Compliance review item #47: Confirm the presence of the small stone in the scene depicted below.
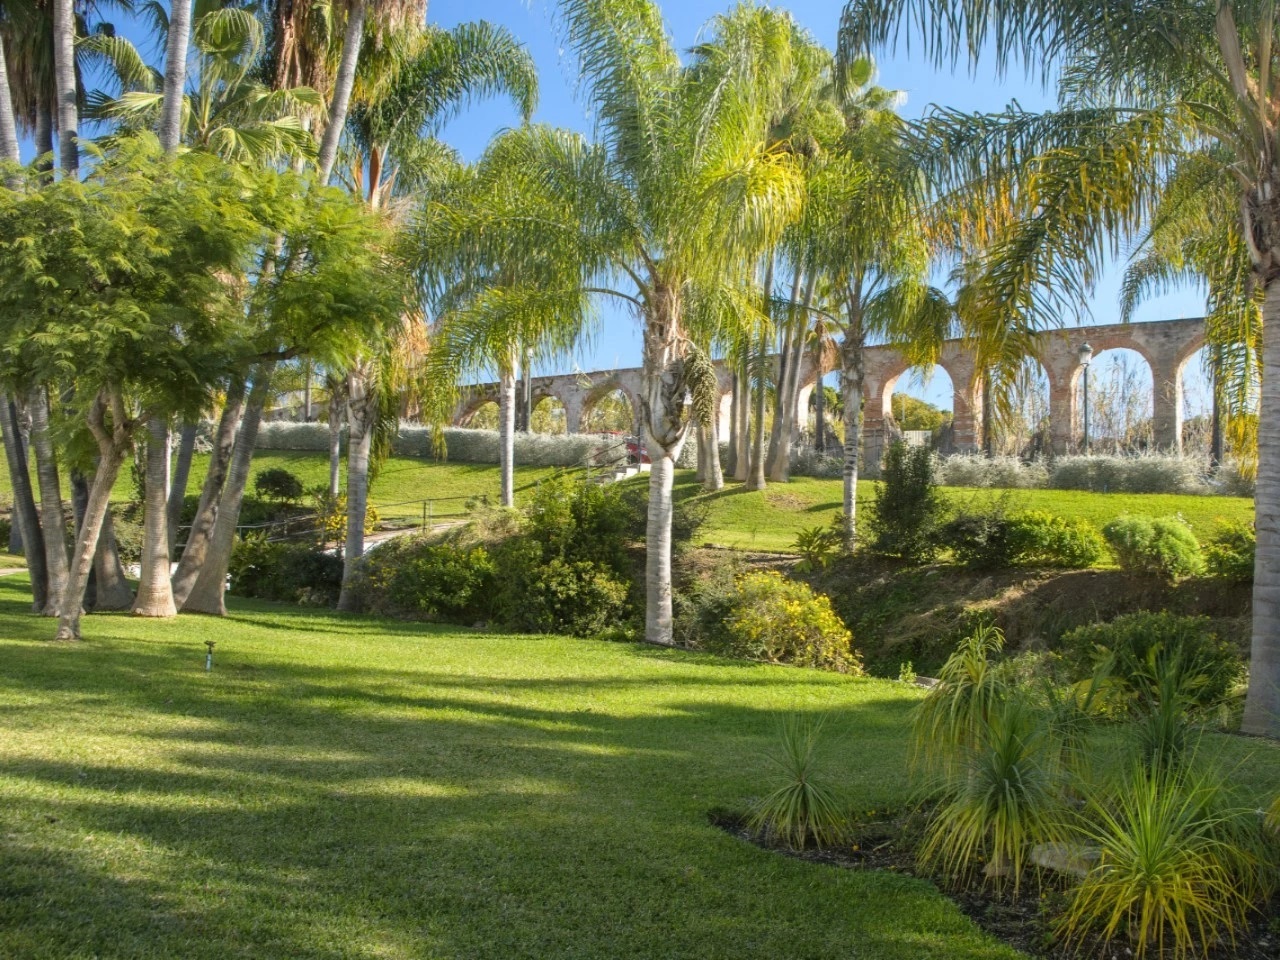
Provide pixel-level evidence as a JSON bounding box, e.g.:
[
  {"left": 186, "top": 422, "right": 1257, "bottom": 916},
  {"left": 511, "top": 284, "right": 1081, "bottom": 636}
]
[{"left": 1031, "top": 842, "right": 1100, "bottom": 879}]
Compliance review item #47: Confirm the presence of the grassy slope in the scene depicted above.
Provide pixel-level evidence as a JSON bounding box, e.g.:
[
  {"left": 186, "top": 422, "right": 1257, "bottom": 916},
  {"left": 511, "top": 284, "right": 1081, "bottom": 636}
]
[
  {"left": 0, "top": 577, "right": 1007, "bottom": 960},
  {"left": 0, "top": 452, "right": 560, "bottom": 521},
  {"left": 660, "top": 473, "right": 1256, "bottom": 553}
]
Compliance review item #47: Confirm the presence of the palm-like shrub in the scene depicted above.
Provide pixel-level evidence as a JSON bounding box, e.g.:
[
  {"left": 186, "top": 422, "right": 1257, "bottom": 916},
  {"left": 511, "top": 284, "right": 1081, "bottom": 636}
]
[
  {"left": 911, "top": 623, "right": 1009, "bottom": 765},
  {"left": 917, "top": 697, "right": 1064, "bottom": 893},
  {"left": 747, "top": 715, "right": 847, "bottom": 850},
  {"left": 1059, "top": 768, "right": 1263, "bottom": 960}
]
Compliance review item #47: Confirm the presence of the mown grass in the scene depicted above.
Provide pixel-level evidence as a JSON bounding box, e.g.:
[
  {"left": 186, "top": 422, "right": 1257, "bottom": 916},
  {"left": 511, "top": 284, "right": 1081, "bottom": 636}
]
[
  {"left": 660, "top": 473, "right": 1255, "bottom": 553},
  {"left": 0, "top": 574, "right": 1026, "bottom": 960},
  {"left": 0, "top": 452, "right": 562, "bottom": 521}
]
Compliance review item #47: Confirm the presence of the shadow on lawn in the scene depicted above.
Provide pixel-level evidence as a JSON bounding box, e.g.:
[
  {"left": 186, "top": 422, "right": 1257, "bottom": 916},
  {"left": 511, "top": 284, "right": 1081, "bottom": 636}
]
[{"left": 0, "top": 579, "right": 1013, "bottom": 960}]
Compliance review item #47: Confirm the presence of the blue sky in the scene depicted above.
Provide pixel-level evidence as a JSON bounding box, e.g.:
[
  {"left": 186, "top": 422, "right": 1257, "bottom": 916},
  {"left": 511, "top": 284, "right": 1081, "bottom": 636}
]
[{"left": 426, "top": 0, "right": 1205, "bottom": 412}]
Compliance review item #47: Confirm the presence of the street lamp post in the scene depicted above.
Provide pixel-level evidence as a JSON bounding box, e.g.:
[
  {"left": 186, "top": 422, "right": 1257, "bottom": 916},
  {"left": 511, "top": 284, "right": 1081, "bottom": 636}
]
[{"left": 1078, "top": 342, "right": 1093, "bottom": 453}]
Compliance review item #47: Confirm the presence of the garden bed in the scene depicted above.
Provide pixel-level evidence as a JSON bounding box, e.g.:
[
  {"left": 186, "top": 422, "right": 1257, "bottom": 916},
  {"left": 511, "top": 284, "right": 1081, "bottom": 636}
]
[{"left": 709, "top": 809, "right": 1280, "bottom": 960}]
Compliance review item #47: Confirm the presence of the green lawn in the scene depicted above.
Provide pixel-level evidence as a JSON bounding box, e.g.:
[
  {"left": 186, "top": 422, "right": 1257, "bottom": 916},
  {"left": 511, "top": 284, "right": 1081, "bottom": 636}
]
[
  {"left": 2, "top": 581, "right": 1278, "bottom": 958},
  {"left": 0, "top": 451, "right": 561, "bottom": 522},
  {"left": 0, "top": 576, "right": 1002, "bottom": 960},
  {"left": 661, "top": 473, "right": 1256, "bottom": 552}
]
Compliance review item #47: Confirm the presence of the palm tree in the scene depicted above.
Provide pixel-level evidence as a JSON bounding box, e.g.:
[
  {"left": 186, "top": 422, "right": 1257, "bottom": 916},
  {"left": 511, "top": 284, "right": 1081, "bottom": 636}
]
[
  {"left": 329, "top": 18, "right": 538, "bottom": 610},
  {"left": 800, "top": 59, "right": 949, "bottom": 546},
  {"left": 429, "top": 1, "right": 804, "bottom": 643},
  {"left": 839, "top": 0, "right": 1280, "bottom": 735},
  {"left": 314, "top": 0, "right": 423, "bottom": 183},
  {"left": 90, "top": 9, "right": 323, "bottom": 164}
]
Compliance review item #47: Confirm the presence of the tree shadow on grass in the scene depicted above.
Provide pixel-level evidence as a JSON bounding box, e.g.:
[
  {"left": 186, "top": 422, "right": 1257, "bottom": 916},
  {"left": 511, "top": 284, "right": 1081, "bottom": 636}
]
[{"left": 0, "top": 577, "right": 1019, "bottom": 960}]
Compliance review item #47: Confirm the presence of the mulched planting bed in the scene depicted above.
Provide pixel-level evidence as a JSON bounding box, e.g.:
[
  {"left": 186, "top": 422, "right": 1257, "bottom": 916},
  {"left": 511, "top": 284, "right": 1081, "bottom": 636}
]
[{"left": 708, "top": 809, "right": 1280, "bottom": 960}]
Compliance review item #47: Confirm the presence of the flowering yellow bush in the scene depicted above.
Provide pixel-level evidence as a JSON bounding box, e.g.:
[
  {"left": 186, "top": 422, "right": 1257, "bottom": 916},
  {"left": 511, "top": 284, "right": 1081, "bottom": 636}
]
[{"left": 718, "top": 571, "right": 861, "bottom": 673}]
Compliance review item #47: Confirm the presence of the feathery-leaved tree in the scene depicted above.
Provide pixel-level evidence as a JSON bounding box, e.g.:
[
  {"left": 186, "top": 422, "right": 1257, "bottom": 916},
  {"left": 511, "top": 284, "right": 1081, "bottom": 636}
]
[
  {"left": 424, "top": 0, "right": 804, "bottom": 642},
  {"left": 839, "top": 0, "right": 1280, "bottom": 735}
]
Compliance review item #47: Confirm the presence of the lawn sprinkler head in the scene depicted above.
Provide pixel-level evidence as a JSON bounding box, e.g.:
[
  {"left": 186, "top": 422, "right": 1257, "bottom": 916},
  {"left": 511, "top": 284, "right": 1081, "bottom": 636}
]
[{"left": 204, "top": 639, "right": 216, "bottom": 671}]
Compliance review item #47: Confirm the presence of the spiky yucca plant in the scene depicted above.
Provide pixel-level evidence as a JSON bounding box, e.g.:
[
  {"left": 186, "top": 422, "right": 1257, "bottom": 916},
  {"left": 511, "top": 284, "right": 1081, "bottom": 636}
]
[
  {"left": 747, "top": 715, "right": 847, "bottom": 850},
  {"left": 1059, "top": 766, "right": 1263, "bottom": 960}
]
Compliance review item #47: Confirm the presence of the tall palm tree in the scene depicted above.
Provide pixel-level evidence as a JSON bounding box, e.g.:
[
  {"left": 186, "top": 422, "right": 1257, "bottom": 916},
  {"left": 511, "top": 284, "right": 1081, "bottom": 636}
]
[
  {"left": 428, "top": 1, "right": 804, "bottom": 643},
  {"left": 840, "top": 0, "right": 1280, "bottom": 735},
  {"left": 329, "top": 17, "right": 536, "bottom": 609},
  {"left": 801, "top": 60, "right": 948, "bottom": 546},
  {"left": 314, "top": 0, "right": 422, "bottom": 183}
]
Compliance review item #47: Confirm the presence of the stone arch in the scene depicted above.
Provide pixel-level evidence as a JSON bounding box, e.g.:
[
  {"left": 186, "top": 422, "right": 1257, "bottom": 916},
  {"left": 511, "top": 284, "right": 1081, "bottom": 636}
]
[
  {"left": 529, "top": 392, "right": 569, "bottom": 435},
  {"left": 581, "top": 380, "right": 640, "bottom": 434},
  {"left": 1075, "top": 346, "right": 1156, "bottom": 453},
  {"left": 454, "top": 390, "right": 500, "bottom": 427}
]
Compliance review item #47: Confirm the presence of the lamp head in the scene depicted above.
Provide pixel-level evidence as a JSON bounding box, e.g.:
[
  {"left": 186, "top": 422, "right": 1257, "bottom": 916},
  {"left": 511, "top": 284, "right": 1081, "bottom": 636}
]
[{"left": 1078, "top": 342, "right": 1093, "bottom": 366}]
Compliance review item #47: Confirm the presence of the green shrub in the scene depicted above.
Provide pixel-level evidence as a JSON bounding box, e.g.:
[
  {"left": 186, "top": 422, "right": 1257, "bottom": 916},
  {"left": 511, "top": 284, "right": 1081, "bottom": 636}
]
[
  {"left": 747, "top": 715, "right": 847, "bottom": 850},
  {"left": 1059, "top": 767, "right": 1264, "bottom": 959},
  {"left": 1102, "top": 515, "right": 1204, "bottom": 580},
  {"left": 867, "top": 441, "right": 944, "bottom": 564},
  {"left": 792, "top": 515, "right": 843, "bottom": 572},
  {"left": 1007, "top": 510, "right": 1106, "bottom": 568},
  {"left": 254, "top": 467, "right": 304, "bottom": 503},
  {"left": 493, "top": 539, "right": 630, "bottom": 636},
  {"left": 1204, "top": 520, "right": 1255, "bottom": 583},
  {"left": 706, "top": 571, "right": 861, "bottom": 673},
  {"left": 1059, "top": 612, "right": 1242, "bottom": 714},
  {"left": 363, "top": 539, "right": 496, "bottom": 622},
  {"left": 912, "top": 623, "right": 1009, "bottom": 763},
  {"left": 229, "top": 534, "right": 343, "bottom": 606}
]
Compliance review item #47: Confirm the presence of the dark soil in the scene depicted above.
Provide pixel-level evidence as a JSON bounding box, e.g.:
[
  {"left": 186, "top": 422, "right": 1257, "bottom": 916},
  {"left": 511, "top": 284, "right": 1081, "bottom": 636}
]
[{"left": 708, "top": 809, "right": 1280, "bottom": 960}]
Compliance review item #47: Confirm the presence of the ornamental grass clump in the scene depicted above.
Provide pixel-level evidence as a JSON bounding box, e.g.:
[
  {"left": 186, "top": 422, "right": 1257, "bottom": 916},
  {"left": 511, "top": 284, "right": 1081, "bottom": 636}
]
[
  {"left": 1058, "top": 767, "right": 1265, "bottom": 960},
  {"left": 747, "top": 715, "right": 847, "bottom": 850},
  {"left": 911, "top": 622, "right": 1010, "bottom": 767},
  {"left": 917, "top": 696, "right": 1065, "bottom": 894}
]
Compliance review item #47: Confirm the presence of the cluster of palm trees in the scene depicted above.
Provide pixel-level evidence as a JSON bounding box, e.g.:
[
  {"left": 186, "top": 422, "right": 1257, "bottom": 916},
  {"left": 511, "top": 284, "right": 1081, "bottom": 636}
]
[
  {"left": 0, "top": 0, "right": 1275, "bottom": 736},
  {"left": 419, "top": 0, "right": 1278, "bottom": 735},
  {"left": 0, "top": 0, "right": 535, "bottom": 632}
]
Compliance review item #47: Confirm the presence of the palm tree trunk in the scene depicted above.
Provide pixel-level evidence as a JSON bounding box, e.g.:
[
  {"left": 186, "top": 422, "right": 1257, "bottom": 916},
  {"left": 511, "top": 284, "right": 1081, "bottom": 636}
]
[
  {"left": 132, "top": 418, "right": 177, "bottom": 617},
  {"left": 35, "top": 103, "right": 52, "bottom": 170},
  {"left": 642, "top": 284, "right": 691, "bottom": 646},
  {"left": 745, "top": 330, "right": 768, "bottom": 491},
  {"left": 2, "top": 394, "right": 46, "bottom": 609},
  {"left": 54, "top": 391, "right": 129, "bottom": 640},
  {"left": 157, "top": 0, "right": 193, "bottom": 153},
  {"left": 703, "top": 411, "right": 724, "bottom": 491},
  {"left": 766, "top": 265, "right": 803, "bottom": 480},
  {"left": 328, "top": 375, "right": 344, "bottom": 497},
  {"left": 498, "top": 363, "right": 516, "bottom": 508},
  {"left": 1243, "top": 277, "right": 1280, "bottom": 736},
  {"left": 725, "top": 371, "right": 739, "bottom": 477},
  {"left": 0, "top": 36, "right": 20, "bottom": 166},
  {"left": 839, "top": 321, "right": 866, "bottom": 551},
  {"left": 51, "top": 0, "right": 77, "bottom": 174},
  {"left": 183, "top": 372, "right": 271, "bottom": 616},
  {"left": 172, "top": 380, "right": 245, "bottom": 607},
  {"left": 814, "top": 374, "right": 826, "bottom": 453},
  {"left": 337, "top": 366, "right": 376, "bottom": 611},
  {"left": 695, "top": 421, "right": 708, "bottom": 484},
  {"left": 92, "top": 511, "right": 135, "bottom": 610},
  {"left": 28, "top": 387, "right": 69, "bottom": 615},
  {"left": 167, "top": 422, "right": 198, "bottom": 551},
  {"left": 733, "top": 362, "right": 751, "bottom": 482},
  {"left": 302, "top": 360, "right": 313, "bottom": 421},
  {"left": 315, "top": 0, "right": 366, "bottom": 184}
]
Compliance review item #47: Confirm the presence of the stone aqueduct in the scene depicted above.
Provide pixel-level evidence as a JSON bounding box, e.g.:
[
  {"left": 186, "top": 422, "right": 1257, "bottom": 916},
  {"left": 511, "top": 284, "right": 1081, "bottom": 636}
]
[{"left": 453, "top": 317, "right": 1209, "bottom": 456}]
